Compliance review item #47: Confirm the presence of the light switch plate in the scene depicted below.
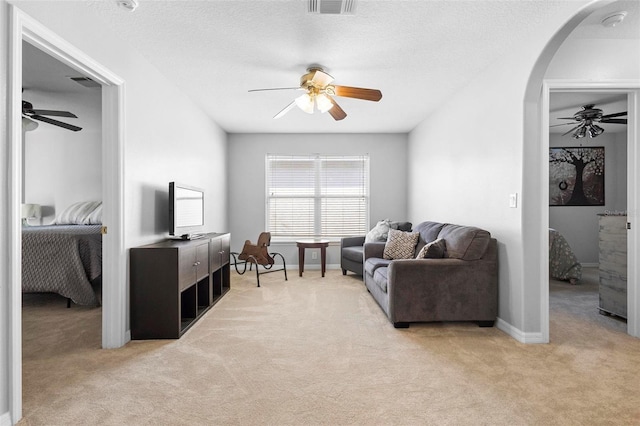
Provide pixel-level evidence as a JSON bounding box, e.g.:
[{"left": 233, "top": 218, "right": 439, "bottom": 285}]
[{"left": 509, "top": 193, "right": 518, "bottom": 208}]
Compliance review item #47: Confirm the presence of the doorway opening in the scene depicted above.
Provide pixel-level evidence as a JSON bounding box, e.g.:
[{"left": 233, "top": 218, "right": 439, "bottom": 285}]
[
  {"left": 9, "top": 6, "right": 126, "bottom": 422},
  {"left": 548, "top": 91, "right": 630, "bottom": 337}
]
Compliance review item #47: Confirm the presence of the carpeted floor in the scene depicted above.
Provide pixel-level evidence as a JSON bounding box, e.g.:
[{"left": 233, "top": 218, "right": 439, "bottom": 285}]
[{"left": 19, "top": 267, "right": 640, "bottom": 425}]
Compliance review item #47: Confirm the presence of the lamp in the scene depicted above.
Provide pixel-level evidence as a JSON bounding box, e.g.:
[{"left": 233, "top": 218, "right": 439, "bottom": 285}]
[
  {"left": 295, "top": 94, "right": 314, "bottom": 114},
  {"left": 315, "top": 93, "right": 333, "bottom": 113},
  {"left": 573, "top": 126, "right": 587, "bottom": 139},
  {"left": 588, "top": 124, "right": 604, "bottom": 138},
  {"left": 21, "top": 203, "right": 41, "bottom": 226},
  {"left": 22, "top": 117, "right": 39, "bottom": 132},
  {"left": 571, "top": 123, "right": 605, "bottom": 139}
]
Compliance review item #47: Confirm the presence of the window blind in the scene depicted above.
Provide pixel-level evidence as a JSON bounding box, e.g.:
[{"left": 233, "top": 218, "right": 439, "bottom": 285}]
[{"left": 266, "top": 154, "right": 369, "bottom": 239}]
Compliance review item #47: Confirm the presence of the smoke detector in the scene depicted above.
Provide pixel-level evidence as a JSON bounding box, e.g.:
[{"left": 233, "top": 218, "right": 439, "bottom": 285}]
[
  {"left": 601, "top": 11, "right": 627, "bottom": 27},
  {"left": 116, "top": 0, "right": 139, "bottom": 12},
  {"left": 307, "top": 0, "right": 357, "bottom": 15}
]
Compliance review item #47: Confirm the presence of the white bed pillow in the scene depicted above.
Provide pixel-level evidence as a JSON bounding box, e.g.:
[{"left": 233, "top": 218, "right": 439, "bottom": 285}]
[
  {"left": 82, "top": 203, "right": 103, "bottom": 225},
  {"left": 53, "top": 201, "right": 102, "bottom": 225}
]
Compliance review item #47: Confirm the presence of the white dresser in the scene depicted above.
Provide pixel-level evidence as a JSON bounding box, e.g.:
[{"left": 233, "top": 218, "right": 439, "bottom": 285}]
[{"left": 597, "top": 214, "right": 627, "bottom": 319}]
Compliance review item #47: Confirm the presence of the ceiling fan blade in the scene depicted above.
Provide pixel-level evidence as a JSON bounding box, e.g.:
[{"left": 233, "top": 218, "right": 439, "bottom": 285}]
[
  {"left": 30, "top": 114, "right": 82, "bottom": 132},
  {"left": 273, "top": 101, "right": 297, "bottom": 119},
  {"left": 601, "top": 111, "right": 627, "bottom": 119},
  {"left": 600, "top": 118, "right": 627, "bottom": 124},
  {"left": 328, "top": 98, "right": 346, "bottom": 121},
  {"left": 31, "top": 109, "right": 77, "bottom": 118},
  {"left": 249, "top": 87, "right": 301, "bottom": 93},
  {"left": 557, "top": 117, "right": 578, "bottom": 120},
  {"left": 310, "top": 69, "right": 334, "bottom": 88},
  {"left": 332, "top": 85, "right": 382, "bottom": 102},
  {"left": 561, "top": 124, "right": 583, "bottom": 137},
  {"left": 550, "top": 122, "right": 579, "bottom": 127}
]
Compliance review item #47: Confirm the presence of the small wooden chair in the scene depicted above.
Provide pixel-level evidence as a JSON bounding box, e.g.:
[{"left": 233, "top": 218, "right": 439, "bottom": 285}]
[{"left": 230, "top": 232, "right": 287, "bottom": 287}]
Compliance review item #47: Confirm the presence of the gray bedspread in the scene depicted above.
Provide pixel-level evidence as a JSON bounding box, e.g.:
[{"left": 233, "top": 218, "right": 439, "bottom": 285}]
[
  {"left": 22, "top": 225, "right": 102, "bottom": 306},
  {"left": 549, "top": 228, "right": 582, "bottom": 282}
]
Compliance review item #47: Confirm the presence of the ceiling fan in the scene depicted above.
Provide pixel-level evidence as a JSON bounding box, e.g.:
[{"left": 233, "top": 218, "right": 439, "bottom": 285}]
[
  {"left": 249, "top": 66, "right": 382, "bottom": 121},
  {"left": 551, "top": 104, "right": 627, "bottom": 139},
  {"left": 22, "top": 100, "right": 82, "bottom": 132}
]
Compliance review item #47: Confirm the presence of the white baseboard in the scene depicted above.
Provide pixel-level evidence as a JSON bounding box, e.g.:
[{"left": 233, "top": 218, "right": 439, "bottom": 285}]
[
  {"left": 0, "top": 411, "right": 13, "bottom": 426},
  {"left": 496, "top": 317, "right": 547, "bottom": 344}
]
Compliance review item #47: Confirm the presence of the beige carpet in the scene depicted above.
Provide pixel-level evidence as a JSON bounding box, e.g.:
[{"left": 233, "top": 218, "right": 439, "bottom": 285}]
[{"left": 20, "top": 268, "right": 640, "bottom": 425}]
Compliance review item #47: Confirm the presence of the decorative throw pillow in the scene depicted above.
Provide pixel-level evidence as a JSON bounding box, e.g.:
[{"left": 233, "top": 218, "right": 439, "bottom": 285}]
[
  {"left": 365, "top": 219, "right": 393, "bottom": 243},
  {"left": 416, "top": 238, "right": 447, "bottom": 259},
  {"left": 383, "top": 229, "right": 419, "bottom": 260},
  {"left": 53, "top": 201, "right": 102, "bottom": 225}
]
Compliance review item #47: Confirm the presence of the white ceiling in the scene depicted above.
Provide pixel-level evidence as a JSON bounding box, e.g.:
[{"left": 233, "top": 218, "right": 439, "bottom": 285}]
[{"left": 21, "top": 0, "right": 639, "bottom": 134}]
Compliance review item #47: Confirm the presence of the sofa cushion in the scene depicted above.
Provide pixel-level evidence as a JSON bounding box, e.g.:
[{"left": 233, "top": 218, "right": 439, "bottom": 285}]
[
  {"left": 342, "top": 245, "right": 364, "bottom": 263},
  {"left": 384, "top": 230, "right": 419, "bottom": 260},
  {"left": 365, "top": 257, "right": 392, "bottom": 276},
  {"left": 373, "top": 267, "right": 389, "bottom": 293},
  {"left": 390, "top": 221, "right": 412, "bottom": 232},
  {"left": 416, "top": 238, "right": 446, "bottom": 259},
  {"left": 413, "top": 221, "right": 446, "bottom": 256},
  {"left": 438, "top": 224, "right": 491, "bottom": 260}
]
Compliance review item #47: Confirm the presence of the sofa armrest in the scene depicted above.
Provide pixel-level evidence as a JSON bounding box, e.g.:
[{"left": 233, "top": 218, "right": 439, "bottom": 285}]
[
  {"left": 386, "top": 257, "right": 498, "bottom": 323},
  {"left": 364, "top": 242, "right": 386, "bottom": 260},
  {"left": 341, "top": 236, "right": 365, "bottom": 249}
]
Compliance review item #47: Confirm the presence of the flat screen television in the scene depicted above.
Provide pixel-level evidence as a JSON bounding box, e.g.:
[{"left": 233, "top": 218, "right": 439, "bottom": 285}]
[{"left": 169, "top": 182, "right": 206, "bottom": 239}]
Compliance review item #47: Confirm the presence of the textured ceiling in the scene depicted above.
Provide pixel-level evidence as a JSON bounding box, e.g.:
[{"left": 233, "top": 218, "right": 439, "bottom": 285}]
[{"left": 21, "top": 0, "right": 639, "bottom": 134}]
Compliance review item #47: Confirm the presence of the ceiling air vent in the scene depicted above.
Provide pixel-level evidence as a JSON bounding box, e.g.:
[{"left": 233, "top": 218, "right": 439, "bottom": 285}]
[
  {"left": 308, "top": 0, "right": 357, "bottom": 15},
  {"left": 69, "top": 76, "right": 101, "bottom": 88}
]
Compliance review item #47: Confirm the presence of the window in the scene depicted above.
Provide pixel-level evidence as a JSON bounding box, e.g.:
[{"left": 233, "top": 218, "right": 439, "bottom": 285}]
[{"left": 266, "top": 154, "right": 369, "bottom": 240}]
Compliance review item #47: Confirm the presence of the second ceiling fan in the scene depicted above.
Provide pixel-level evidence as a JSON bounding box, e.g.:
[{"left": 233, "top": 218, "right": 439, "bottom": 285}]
[
  {"left": 249, "top": 66, "right": 382, "bottom": 121},
  {"left": 551, "top": 104, "right": 627, "bottom": 139}
]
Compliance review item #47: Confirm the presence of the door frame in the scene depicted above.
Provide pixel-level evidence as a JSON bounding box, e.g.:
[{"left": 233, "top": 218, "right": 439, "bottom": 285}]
[
  {"left": 9, "top": 6, "right": 127, "bottom": 421},
  {"left": 541, "top": 79, "right": 640, "bottom": 341}
]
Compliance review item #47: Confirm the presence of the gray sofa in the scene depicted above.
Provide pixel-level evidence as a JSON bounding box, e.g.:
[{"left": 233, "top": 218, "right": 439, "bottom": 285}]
[{"left": 364, "top": 221, "right": 498, "bottom": 328}]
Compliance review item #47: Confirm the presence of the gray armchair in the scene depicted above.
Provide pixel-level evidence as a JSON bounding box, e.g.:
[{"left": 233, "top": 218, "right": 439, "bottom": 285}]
[
  {"left": 340, "top": 221, "right": 412, "bottom": 277},
  {"left": 341, "top": 236, "right": 366, "bottom": 276}
]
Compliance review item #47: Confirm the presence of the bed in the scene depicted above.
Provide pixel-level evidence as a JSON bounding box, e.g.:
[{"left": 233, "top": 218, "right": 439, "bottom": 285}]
[
  {"left": 549, "top": 228, "right": 582, "bottom": 283},
  {"left": 22, "top": 201, "right": 103, "bottom": 306}
]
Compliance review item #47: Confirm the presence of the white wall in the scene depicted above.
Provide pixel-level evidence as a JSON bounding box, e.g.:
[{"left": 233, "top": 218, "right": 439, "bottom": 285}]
[
  {"left": 228, "top": 133, "right": 408, "bottom": 268},
  {"left": 407, "top": 2, "right": 601, "bottom": 336},
  {"left": 545, "top": 38, "right": 640, "bottom": 81},
  {"left": 23, "top": 89, "right": 102, "bottom": 224},
  {"left": 549, "top": 131, "right": 627, "bottom": 264}
]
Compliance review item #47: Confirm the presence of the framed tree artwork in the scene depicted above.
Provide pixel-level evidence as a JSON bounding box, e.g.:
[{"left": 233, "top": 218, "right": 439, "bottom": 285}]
[{"left": 549, "top": 146, "right": 605, "bottom": 206}]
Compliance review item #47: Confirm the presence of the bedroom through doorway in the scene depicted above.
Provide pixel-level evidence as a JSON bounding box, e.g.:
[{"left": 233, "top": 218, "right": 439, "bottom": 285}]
[
  {"left": 548, "top": 91, "right": 630, "bottom": 338},
  {"left": 21, "top": 39, "right": 104, "bottom": 395}
]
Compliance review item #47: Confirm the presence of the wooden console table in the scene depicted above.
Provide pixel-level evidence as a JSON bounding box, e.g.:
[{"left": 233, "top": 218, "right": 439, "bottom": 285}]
[{"left": 296, "top": 240, "right": 330, "bottom": 277}]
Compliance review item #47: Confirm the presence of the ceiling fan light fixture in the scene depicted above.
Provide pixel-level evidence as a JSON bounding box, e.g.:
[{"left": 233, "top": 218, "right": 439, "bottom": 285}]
[
  {"left": 295, "top": 94, "right": 314, "bottom": 114},
  {"left": 588, "top": 124, "right": 605, "bottom": 138},
  {"left": 22, "top": 116, "right": 39, "bottom": 131},
  {"left": 573, "top": 126, "right": 587, "bottom": 139},
  {"left": 315, "top": 94, "right": 333, "bottom": 113}
]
